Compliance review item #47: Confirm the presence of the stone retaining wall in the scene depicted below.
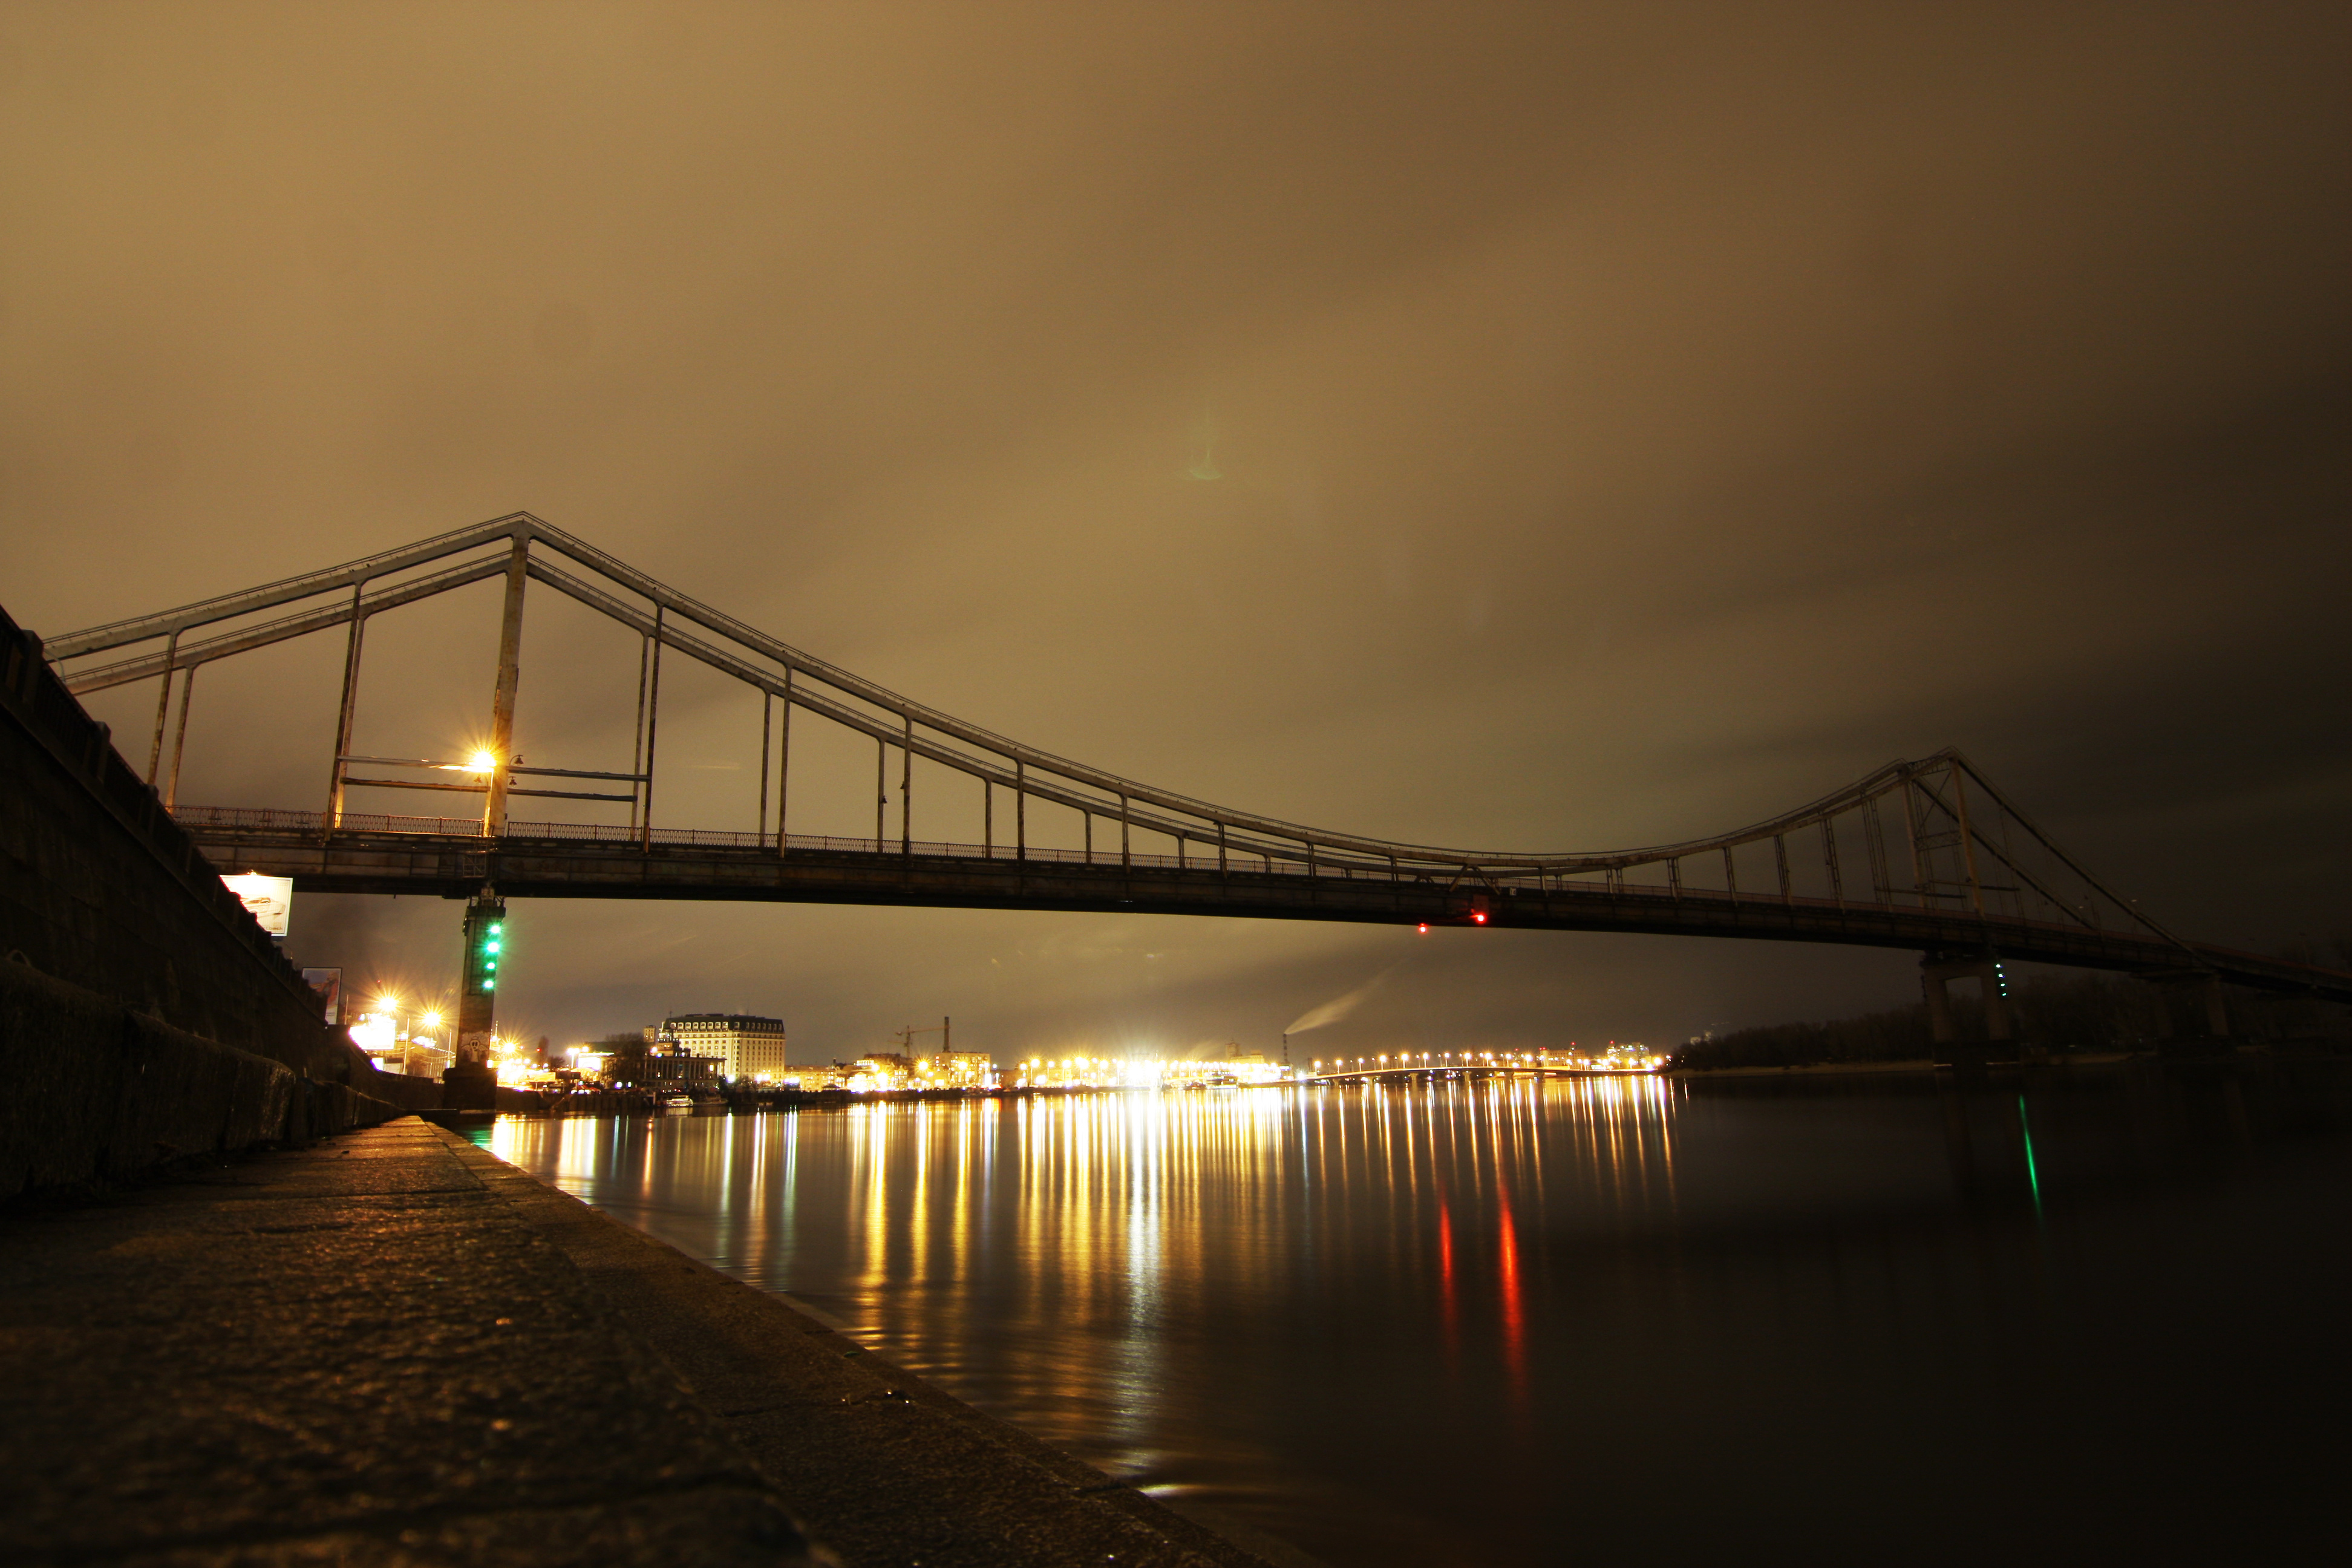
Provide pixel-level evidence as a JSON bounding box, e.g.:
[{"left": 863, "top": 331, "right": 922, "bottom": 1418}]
[{"left": 1, "top": 601, "right": 436, "bottom": 1197}]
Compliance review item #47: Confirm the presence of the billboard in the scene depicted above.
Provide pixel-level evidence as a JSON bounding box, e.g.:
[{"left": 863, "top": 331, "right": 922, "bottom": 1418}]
[
  {"left": 301, "top": 967, "right": 344, "bottom": 1026},
  {"left": 221, "top": 872, "right": 293, "bottom": 937}
]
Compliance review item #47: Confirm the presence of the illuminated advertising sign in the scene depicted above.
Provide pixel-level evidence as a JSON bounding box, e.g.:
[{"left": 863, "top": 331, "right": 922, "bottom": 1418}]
[{"left": 221, "top": 872, "right": 293, "bottom": 937}]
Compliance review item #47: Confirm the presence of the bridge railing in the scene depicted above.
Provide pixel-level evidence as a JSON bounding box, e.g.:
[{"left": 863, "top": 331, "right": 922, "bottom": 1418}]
[
  {"left": 185, "top": 799, "right": 2352, "bottom": 1001},
  {"left": 173, "top": 803, "right": 1419, "bottom": 878},
  {"left": 169, "top": 803, "right": 2128, "bottom": 930}
]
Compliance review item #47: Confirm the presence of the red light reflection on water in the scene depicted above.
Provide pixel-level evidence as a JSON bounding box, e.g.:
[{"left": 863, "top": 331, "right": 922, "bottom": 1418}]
[
  {"left": 1438, "top": 1198, "right": 1458, "bottom": 1359},
  {"left": 1497, "top": 1183, "right": 1529, "bottom": 1407}
]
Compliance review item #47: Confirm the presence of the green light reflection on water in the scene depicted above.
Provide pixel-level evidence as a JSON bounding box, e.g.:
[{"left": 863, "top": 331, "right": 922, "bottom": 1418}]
[{"left": 2017, "top": 1094, "right": 2042, "bottom": 1214}]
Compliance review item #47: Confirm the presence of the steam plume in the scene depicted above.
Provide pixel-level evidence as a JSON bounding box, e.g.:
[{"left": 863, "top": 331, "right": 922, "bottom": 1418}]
[{"left": 1282, "top": 969, "right": 1393, "bottom": 1036}]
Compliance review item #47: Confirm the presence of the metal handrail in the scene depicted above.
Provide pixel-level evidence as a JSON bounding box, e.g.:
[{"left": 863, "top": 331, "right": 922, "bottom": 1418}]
[{"left": 149, "top": 805, "right": 2204, "bottom": 929}]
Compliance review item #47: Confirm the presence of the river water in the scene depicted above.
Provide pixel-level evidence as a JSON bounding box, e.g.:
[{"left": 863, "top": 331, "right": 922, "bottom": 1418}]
[{"left": 489, "top": 1064, "right": 2349, "bottom": 1565}]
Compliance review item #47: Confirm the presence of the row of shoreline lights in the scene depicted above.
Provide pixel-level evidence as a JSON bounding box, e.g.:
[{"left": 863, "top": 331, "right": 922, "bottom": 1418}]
[
  {"left": 1310, "top": 1047, "right": 1665, "bottom": 1073},
  {"left": 1007, "top": 1056, "right": 1291, "bottom": 1089}
]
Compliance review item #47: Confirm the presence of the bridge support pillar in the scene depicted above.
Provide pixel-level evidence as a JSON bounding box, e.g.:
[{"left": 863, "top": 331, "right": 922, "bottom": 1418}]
[
  {"left": 446, "top": 891, "right": 507, "bottom": 1110},
  {"left": 1922, "top": 954, "right": 2015, "bottom": 1054},
  {"left": 2139, "top": 968, "right": 2232, "bottom": 1045},
  {"left": 1922, "top": 964, "right": 1958, "bottom": 1046},
  {"left": 1983, "top": 970, "right": 2013, "bottom": 1044}
]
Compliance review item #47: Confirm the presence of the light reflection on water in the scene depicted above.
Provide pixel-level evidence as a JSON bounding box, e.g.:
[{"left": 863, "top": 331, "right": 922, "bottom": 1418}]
[{"left": 491, "top": 1068, "right": 2350, "bottom": 1565}]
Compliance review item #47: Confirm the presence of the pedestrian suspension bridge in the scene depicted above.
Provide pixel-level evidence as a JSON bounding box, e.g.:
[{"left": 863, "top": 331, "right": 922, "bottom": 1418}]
[{"left": 36, "top": 514, "right": 2352, "bottom": 1061}]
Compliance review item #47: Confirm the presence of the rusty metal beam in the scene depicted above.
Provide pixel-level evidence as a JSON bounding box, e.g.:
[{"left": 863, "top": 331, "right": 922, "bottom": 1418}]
[
  {"left": 482, "top": 539, "right": 529, "bottom": 834},
  {"left": 163, "top": 665, "right": 195, "bottom": 811},
  {"left": 44, "top": 516, "right": 531, "bottom": 661},
  {"left": 639, "top": 606, "right": 664, "bottom": 850},
  {"left": 326, "top": 585, "right": 365, "bottom": 828},
  {"left": 59, "top": 553, "right": 512, "bottom": 696}
]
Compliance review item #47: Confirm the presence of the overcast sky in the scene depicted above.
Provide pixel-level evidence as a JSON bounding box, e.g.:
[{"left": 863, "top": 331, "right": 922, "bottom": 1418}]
[{"left": 5, "top": 3, "right": 2347, "bottom": 1061}]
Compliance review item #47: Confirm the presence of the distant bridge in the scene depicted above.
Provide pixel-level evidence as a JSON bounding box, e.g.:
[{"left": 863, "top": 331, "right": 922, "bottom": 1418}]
[
  {"left": 39, "top": 513, "right": 2352, "bottom": 1057},
  {"left": 1304, "top": 1053, "right": 1659, "bottom": 1085}
]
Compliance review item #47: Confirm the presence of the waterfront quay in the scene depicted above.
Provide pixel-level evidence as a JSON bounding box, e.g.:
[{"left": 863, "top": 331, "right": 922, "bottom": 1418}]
[
  {"left": 0, "top": 619, "right": 1287, "bottom": 1567},
  {"left": 1, "top": 1116, "right": 1292, "bottom": 1568},
  {"left": 511, "top": 1082, "right": 1215, "bottom": 1117}
]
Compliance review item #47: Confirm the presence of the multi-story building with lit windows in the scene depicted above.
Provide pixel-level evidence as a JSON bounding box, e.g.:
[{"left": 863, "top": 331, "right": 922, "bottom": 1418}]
[
  {"left": 658, "top": 1013, "right": 788, "bottom": 1082},
  {"left": 918, "top": 1050, "right": 998, "bottom": 1091}
]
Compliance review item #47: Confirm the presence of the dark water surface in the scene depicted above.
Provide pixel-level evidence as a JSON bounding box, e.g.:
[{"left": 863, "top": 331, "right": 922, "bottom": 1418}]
[{"left": 491, "top": 1065, "right": 2350, "bottom": 1565}]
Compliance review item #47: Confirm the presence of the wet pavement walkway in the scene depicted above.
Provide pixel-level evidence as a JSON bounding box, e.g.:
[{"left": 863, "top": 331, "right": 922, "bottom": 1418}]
[{"left": 1, "top": 1118, "right": 1284, "bottom": 1567}]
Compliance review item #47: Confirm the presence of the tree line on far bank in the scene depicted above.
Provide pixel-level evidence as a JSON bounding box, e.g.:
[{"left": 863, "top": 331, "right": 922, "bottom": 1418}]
[{"left": 1675, "top": 950, "right": 2352, "bottom": 1072}]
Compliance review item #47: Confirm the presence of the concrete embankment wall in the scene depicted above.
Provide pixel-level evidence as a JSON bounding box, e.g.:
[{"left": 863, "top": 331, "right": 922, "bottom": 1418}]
[{"left": 0, "top": 603, "right": 437, "bottom": 1197}]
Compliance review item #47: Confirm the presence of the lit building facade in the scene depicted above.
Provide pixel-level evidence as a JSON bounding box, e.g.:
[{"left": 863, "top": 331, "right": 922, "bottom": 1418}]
[
  {"left": 845, "top": 1052, "right": 913, "bottom": 1093},
  {"left": 659, "top": 1013, "right": 788, "bottom": 1081},
  {"left": 920, "top": 1050, "right": 998, "bottom": 1091}
]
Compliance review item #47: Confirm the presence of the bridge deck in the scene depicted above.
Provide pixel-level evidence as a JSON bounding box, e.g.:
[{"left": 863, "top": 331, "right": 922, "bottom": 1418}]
[{"left": 177, "top": 811, "right": 2352, "bottom": 1001}]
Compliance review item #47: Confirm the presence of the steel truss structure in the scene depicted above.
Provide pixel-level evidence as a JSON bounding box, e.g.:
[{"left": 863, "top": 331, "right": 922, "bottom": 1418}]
[{"left": 42, "top": 513, "right": 2352, "bottom": 1003}]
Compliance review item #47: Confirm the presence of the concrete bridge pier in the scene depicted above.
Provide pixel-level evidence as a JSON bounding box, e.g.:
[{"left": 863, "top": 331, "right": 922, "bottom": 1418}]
[
  {"left": 2203, "top": 973, "right": 2230, "bottom": 1039},
  {"left": 2143, "top": 969, "right": 2232, "bottom": 1046},
  {"left": 444, "top": 889, "right": 506, "bottom": 1109},
  {"left": 1922, "top": 953, "right": 2017, "bottom": 1068}
]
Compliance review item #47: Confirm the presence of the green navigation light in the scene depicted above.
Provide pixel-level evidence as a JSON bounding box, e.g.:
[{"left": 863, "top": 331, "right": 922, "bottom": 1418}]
[{"left": 2017, "top": 1094, "right": 2042, "bottom": 1214}]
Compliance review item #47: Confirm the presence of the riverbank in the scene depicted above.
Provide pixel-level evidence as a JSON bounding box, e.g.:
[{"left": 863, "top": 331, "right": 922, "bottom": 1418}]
[
  {"left": 1668, "top": 1057, "right": 1939, "bottom": 1079},
  {"left": 1668, "top": 1049, "right": 2279, "bottom": 1079},
  {"left": 1671, "top": 1051, "right": 2145, "bottom": 1079},
  {"left": 0, "top": 1116, "right": 1297, "bottom": 1567}
]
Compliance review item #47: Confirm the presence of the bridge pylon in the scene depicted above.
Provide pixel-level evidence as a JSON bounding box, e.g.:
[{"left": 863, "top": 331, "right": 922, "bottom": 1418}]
[
  {"left": 1921, "top": 952, "right": 2014, "bottom": 1060},
  {"left": 445, "top": 890, "right": 507, "bottom": 1109}
]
